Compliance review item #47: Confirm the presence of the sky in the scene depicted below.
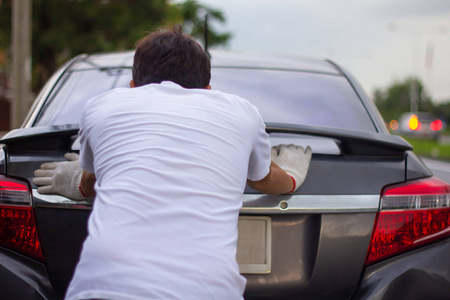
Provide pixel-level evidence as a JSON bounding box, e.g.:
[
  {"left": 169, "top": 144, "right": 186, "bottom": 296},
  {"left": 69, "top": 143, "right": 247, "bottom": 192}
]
[{"left": 196, "top": 0, "right": 450, "bottom": 104}]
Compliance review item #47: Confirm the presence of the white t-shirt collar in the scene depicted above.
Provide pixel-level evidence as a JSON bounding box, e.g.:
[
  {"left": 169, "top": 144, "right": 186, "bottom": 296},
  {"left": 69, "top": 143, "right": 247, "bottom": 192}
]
[{"left": 159, "top": 81, "right": 183, "bottom": 89}]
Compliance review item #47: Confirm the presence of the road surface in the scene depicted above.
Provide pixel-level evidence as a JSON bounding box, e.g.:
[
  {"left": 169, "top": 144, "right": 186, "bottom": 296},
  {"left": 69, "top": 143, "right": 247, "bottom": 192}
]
[{"left": 420, "top": 157, "right": 450, "bottom": 183}]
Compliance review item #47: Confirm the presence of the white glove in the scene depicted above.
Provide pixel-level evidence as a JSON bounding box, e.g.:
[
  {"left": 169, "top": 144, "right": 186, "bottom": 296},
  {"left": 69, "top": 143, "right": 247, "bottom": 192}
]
[
  {"left": 32, "top": 153, "right": 87, "bottom": 200},
  {"left": 271, "top": 144, "right": 312, "bottom": 193}
]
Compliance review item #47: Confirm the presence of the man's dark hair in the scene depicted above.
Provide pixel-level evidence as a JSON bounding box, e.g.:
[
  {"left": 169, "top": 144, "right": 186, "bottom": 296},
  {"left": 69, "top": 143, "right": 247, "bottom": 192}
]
[{"left": 132, "top": 26, "right": 211, "bottom": 89}]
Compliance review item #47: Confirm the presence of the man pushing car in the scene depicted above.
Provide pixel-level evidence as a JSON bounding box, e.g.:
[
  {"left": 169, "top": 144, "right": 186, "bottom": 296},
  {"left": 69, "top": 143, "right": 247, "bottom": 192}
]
[{"left": 33, "top": 26, "right": 312, "bottom": 300}]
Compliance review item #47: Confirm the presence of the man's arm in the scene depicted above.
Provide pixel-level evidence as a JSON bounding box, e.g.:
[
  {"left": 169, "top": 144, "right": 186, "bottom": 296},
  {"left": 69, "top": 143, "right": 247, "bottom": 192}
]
[
  {"left": 247, "top": 161, "right": 294, "bottom": 195},
  {"left": 80, "top": 171, "right": 96, "bottom": 198},
  {"left": 248, "top": 145, "right": 312, "bottom": 195},
  {"left": 33, "top": 153, "right": 94, "bottom": 200}
]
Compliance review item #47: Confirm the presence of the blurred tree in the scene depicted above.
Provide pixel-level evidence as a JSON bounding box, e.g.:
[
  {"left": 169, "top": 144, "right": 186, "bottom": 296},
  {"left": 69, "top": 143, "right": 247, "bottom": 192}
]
[
  {"left": 432, "top": 101, "right": 450, "bottom": 125},
  {"left": 0, "top": 0, "right": 11, "bottom": 70},
  {"left": 373, "top": 77, "right": 433, "bottom": 122},
  {"left": 0, "top": 0, "right": 231, "bottom": 93},
  {"left": 178, "top": 0, "right": 232, "bottom": 49},
  {"left": 0, "top": 0, "right": 172, "bottom": 91}
]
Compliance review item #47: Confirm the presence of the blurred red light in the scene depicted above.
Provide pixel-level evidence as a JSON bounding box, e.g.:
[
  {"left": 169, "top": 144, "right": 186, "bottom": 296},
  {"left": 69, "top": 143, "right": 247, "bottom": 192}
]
[
  {"left": 416, "top": 121, "right": 422, "bottom": 131},
  {"left": 430, "top": 119, "right": 443, "bottom": 131}
]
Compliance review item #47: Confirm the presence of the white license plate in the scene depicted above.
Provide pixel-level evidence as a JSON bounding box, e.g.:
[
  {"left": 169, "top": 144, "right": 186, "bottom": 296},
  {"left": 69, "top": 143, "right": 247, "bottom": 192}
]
[{"left": 237, "top": 216, "right": 272, "bottom": 274}]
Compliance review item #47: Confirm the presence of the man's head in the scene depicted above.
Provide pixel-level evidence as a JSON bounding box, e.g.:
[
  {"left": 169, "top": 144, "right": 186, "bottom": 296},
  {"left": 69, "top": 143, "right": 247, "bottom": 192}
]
[{"left": 131, "top": 26, "right": 211, "bottom": 89}]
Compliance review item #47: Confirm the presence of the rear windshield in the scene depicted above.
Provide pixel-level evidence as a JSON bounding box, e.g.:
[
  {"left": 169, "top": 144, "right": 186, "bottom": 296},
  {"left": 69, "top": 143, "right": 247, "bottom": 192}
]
[
  {"left": 34, "top": 68, "right": 132, "bottom": 126},
  {"left": 34, "top": 67, "right": 375, "bottom": 132},
  {"left": 211, "top": 69, "right": 375, "bottom": 131}
]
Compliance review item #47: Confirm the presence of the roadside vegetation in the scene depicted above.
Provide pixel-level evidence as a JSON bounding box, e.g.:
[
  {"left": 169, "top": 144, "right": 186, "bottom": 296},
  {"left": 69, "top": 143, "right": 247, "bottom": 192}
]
[
  {"left": 374, "top": 77, "right": 450, "bottom": 130},
  {"left": 0, "top": 0, "right": 231, "bottom": 93},
  {"left": 402, "top": 136, "right": 450, "bottom": 161},
  {"left": 374, "top": 78, "right": 450, "bottom": 161}
]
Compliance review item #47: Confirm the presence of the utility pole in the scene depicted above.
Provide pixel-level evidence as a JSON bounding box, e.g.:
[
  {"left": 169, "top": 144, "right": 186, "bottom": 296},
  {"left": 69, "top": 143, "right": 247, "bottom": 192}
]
[
  {"left": 410, "top": 32, "right": 419, "bottom": 113},
  {"left": 11, "top": 0, "right": 32, "bottom": 129},
  {"left": 388, "top": 23, "right": 447, "bottom": 113}
]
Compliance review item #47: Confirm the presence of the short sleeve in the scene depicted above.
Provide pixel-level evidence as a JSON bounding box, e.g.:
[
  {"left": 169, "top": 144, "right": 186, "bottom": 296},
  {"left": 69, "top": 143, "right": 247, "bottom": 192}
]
[
  {"left": 78, "top": 108, "right": 95, "bottom": 173},
  {"left": 247, "top": 109, "right": 271, "bottom": 181}
]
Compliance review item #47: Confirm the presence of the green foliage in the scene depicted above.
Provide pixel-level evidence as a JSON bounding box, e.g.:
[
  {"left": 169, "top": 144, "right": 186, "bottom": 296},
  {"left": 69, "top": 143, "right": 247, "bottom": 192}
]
[
  {"left": 0, "top": 0, "right": 231, "bottom": 92},
  {"left": 373, "top": 77, "right": 435, "bottom": 122},
  {"left": 0, "top": 0, "right": 171, "bottom": 91},
  {"left": 177, "top": 0, "right": 232, "bottom": 49},
  {"left": 0, "top": 1, "right": 11, "bottom": 51},
  {"left": 403, "top": 137, "right": 450, "bottom": 161},
  {"left": 431, "top": 102, "right": 450, "bottom": 125}
]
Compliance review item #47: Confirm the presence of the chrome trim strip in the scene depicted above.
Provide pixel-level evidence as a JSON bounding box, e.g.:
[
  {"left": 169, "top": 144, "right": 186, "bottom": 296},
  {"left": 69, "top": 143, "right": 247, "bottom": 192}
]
[
  {"left": 241, "top": 194, "right": 380, "bottom": 214},
  {"left": 33, "top": 189, "right": 380, "bottom": 213},
  {"left": 32, "top": 190, "right": 93, "bottom": 210}
]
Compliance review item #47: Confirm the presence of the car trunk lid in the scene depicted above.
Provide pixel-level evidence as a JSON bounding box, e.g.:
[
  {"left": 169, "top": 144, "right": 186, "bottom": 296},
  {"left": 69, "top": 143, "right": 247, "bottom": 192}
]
[{"left": 1, "top": 124, "right": 415, "bottom": 298}]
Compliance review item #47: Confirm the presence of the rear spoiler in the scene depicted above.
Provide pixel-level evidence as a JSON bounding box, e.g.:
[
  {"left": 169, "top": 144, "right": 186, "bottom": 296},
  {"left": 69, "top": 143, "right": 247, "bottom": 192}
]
[
  {"left": 266, "top": 122, "right": 412, "bottom": 155},
  {"left": 1, "top": 123, "right": 412, "bottom": 155},
  {"left": 0, "top": 125, "right": 79, "bottom": 152}
]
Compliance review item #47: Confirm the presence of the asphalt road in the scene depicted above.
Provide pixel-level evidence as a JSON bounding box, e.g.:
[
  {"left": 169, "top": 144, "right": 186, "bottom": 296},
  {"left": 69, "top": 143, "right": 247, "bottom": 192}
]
[{"left": 420, "top": 157, "right": 450, "bottom": 183}]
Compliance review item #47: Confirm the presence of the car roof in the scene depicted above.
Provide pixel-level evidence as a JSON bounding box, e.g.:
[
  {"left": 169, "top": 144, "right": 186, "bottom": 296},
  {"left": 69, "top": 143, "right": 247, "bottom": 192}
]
[{"left": 70, "top": 50, "right": 342, "bottom": 75}]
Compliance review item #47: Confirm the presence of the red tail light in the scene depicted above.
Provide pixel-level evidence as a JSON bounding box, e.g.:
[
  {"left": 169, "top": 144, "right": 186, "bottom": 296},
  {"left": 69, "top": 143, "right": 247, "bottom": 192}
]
[
  {"left": 366, "top": 177, "right": 450, "bottom": 266},
  {"left": 0, "top": 175, "right": 44, "bottom": 261}
]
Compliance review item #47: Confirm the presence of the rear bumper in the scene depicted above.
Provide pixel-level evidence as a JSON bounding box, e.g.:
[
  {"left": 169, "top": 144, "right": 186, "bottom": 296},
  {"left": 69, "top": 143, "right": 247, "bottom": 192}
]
[
  {"left": 353, "top": 238, "right": 450, "bottom": 300},
  {"left": 1, "top": 239, "right": 448, "bottom": 300},
  {"left": 0, "top": 248, "right": 59, "bottom": 300}
]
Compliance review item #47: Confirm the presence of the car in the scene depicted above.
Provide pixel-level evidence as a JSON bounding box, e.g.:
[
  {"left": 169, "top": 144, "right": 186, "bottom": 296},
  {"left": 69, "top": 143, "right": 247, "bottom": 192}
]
[
  {"left": 0, "top": 50, "right": 449, "bottom": 300},
  {"left": 394, "top": 112, "right": 446, "bottom": 139}
]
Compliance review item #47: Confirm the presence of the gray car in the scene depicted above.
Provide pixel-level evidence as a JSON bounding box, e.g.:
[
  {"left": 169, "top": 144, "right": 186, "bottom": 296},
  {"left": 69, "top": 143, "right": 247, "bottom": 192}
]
[
  {"left": 1, "top": 50, "right": 449, "bottom": 299},
  {"left": 395, "top": 112, "right": 446, "bottom": 139}
]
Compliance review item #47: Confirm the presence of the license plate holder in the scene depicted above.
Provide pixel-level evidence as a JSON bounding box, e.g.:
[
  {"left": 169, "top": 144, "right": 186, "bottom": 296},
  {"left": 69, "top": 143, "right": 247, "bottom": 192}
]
[{"left": 237, "top": 216, "right": 272, "bottom": 274}]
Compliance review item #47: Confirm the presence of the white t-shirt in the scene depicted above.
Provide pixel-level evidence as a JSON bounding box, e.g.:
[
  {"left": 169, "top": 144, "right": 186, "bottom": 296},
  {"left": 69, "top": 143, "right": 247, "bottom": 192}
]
[{"left": 65, "top": 81, "right": 271, "bottom": 300}]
